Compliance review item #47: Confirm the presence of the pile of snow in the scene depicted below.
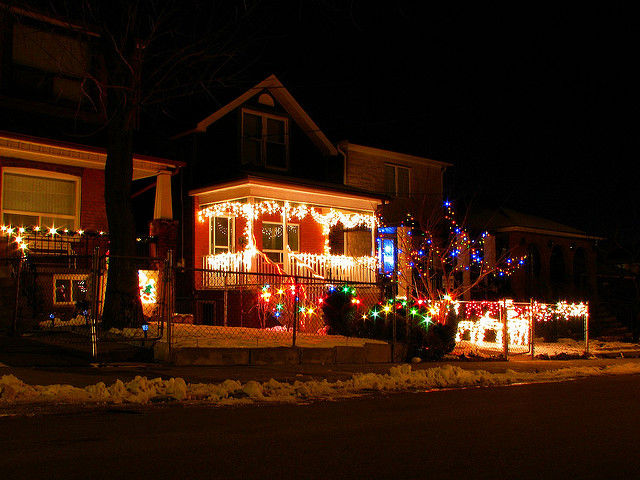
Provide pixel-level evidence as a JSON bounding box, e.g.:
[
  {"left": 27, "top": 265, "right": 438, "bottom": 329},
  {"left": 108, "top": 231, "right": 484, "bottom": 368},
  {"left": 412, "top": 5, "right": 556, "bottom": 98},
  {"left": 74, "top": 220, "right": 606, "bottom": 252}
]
[{"left": 3, "top": 363, "right": 640, "bottom": 407}]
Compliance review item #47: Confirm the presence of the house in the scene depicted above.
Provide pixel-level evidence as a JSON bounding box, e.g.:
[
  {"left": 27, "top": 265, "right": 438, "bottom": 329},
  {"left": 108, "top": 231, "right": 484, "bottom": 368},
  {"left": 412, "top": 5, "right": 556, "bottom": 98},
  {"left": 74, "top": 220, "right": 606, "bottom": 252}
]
[
  {"left": 468, "top": 207, "right": 600, "bottom": 303},
  {"left": 0, "top": 130, "right": 181, "bottom": 326},
  {"left": 173, "top": 75, "right": 447, "bottom": 327}
]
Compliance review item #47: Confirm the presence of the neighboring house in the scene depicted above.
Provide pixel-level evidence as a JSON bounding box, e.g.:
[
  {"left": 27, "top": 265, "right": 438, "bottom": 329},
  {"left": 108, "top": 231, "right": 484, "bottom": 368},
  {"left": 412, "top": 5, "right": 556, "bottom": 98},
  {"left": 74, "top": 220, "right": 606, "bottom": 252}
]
[
  {"left": 469, "top": 207, "right": 599, "bottom": 303},
  {"left": 0, "top": 130, "right": 181, "bottom": 323},
  {"left": 173, "top": 75, "right": 447, "bottom": 326},
  {"left": 339, "top": 141, "right": 450, "bottom": 288}
]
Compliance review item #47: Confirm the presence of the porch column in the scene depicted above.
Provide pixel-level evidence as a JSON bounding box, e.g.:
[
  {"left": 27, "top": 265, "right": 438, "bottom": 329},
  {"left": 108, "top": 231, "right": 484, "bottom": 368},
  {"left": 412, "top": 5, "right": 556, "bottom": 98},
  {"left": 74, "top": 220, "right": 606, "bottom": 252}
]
[
  {"left": 153, "top": 171, "right": 173, "bottom": 220},
  {"left": 282, "top": 206, "right": 289, "bottom": 274},
  {"left": 397, "top": 226, "right": 413, "bottom": 298}
]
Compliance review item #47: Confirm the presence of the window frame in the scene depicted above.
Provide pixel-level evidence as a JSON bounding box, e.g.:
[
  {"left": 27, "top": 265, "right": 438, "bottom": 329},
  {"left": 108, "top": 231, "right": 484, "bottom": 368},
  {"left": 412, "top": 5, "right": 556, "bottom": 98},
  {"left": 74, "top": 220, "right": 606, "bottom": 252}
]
[
  {"left": 241, "top": 108, "right": 289, "bottom": 171},
  {"left": 384, "top": 163, "right": 411, "bottom": 198},
  {"left": 0, "top": 167, "right": 81, "bottom": 229},
  {"left": 208, "top": 215, "right": 235, "bottom": 255},
  {"left": 53, "top": 273, "right": 89, "bottom": 306},
  {"left": 261, "top": 221, "right": 299, "bottom": 264}
]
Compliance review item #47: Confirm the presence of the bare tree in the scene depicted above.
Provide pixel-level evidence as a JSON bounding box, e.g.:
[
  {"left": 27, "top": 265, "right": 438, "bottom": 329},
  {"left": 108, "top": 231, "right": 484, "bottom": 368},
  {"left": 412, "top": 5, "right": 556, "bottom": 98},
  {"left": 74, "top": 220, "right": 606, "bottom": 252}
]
[
  {"left": 397, "top": 201, "right": 526, "bottom": 322},
  {"left": 13, "top": 0, "right": 265, "bottom": 328}
]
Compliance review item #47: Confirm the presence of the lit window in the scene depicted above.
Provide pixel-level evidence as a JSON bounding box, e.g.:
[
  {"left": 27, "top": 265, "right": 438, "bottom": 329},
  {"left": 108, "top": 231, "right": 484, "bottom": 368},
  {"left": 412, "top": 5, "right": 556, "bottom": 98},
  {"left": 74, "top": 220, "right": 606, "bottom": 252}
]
[
  {"left": 1, "top": 170, "right": 79, "bottom": 228},
  {"left": 262, "top": 222, "right": 299, "bottom": 263},
  {"left": 210, "top": 216, "right": 234, "bottom": 254},
  {"left": 384, "top": 164, "right": 410, "bottom": 198},
  {"left": 241, "top": 110, "right": 288, "bottom": 170},
  {"left": 53, "top": 275, "right": 88, "bottom": 305}
]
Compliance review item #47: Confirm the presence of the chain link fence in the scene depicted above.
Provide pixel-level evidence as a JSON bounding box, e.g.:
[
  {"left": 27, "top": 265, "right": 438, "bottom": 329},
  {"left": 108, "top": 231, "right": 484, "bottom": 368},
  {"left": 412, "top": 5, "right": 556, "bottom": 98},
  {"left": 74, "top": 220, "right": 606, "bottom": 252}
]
[
  {"left": 452, "top": 300, "right": 589, "bottom": 359},
  {"left": 172, "top": 267, "right": 381, "bottom": 348},
  {"left": 1, "top": 248, "right": 171, "bottom": 357}
]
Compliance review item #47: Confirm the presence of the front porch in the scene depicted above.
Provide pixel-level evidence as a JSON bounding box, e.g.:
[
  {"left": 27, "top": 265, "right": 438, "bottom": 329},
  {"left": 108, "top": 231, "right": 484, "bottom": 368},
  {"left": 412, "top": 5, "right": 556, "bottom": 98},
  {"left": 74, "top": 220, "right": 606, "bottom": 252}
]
[{"left": 191, "top": 176, "right": 383, "bottom": 288}]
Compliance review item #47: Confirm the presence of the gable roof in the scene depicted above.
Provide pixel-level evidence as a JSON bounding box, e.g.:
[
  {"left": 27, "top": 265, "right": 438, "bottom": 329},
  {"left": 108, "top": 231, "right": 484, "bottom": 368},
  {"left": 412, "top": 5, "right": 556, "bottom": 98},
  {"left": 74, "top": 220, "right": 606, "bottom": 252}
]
[
  {"left": 176, "top": 75, "right": 338, "bottom": 156},
  {"left": 471, "top": 207, "right": 601, "bottom": 240}
]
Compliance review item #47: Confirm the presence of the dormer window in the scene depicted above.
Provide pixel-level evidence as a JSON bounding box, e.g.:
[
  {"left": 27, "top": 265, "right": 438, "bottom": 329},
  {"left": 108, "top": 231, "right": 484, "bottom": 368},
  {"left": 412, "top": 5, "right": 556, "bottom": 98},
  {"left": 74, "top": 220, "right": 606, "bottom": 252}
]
[{"left": 241, "top": 109, "right": 288, "bottom": 170}]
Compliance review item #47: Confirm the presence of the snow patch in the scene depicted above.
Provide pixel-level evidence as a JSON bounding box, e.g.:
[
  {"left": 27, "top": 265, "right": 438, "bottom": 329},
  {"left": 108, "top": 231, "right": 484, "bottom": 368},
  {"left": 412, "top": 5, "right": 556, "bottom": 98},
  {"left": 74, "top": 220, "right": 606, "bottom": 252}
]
[{"left": 3, "top": 362, "right": 640, "bottom": 408}]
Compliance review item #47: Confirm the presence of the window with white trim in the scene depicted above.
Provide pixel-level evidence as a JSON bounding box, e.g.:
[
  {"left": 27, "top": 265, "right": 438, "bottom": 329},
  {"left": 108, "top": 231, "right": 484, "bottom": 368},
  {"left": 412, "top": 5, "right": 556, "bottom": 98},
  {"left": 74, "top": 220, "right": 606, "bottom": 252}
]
[
  {"left": 241, "top": 109, "right": 288, "bottom": 170},
  {"left": 53, "top": 274, "right": 88, "bottom": 305},
  {"left": 1, "top": 169, "right": 80, "bottom": 229},
  {"left": 209, "top": 216, "right": 234, "bottom": 255},
  {"left": 262, "top": 222, "right": 299, "bottom": 263},
  {"left": 384, "top": 164, "right": 410, "bottom": 198}
]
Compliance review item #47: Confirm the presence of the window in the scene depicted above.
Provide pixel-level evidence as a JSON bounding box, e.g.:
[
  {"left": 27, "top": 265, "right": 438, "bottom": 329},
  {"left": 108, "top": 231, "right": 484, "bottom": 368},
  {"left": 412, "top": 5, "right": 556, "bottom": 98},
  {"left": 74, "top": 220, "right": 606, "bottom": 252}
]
[
  {"left": 384, "top": 164, "right": 410, "bottom": 198},
  {"left": 209, "top": 216, "right": 234, "bottom": 255},
  {"left": 261, "top": 222, "right": 299, "bottom": 263},
  {"left": 241, "top": 109, "right": 288, "bottom": 170},
  {"left": 12, "top": 23, "right": 89, "bottom": 103},
  {"left": 53, "top": 274, "right": 88, "bottom": 305},
  {"left": 1, "top": 169, "right": 79, "bottom": 229}
]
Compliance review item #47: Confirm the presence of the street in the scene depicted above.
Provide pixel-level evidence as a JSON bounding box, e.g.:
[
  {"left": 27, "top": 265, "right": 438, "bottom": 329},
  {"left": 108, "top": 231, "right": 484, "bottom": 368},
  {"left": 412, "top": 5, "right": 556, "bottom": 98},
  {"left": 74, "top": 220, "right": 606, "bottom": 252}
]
[{"left": 1, "top": 374, "right": 639, "bottom": 479}]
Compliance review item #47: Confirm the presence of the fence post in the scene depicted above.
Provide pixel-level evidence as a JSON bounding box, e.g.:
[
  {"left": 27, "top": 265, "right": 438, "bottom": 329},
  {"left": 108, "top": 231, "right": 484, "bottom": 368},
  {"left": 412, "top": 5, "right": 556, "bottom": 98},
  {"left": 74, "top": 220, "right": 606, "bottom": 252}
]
[
  {"left": 530, "top": 298, "right": 535, "bottom": 360},
  {"left": 292, "top": 275, "right": 298, "bottom": 347},
  {"left": 11, "top": 255, "right": 23, "bottom": 337},
  {"left": 166, "top": 250, "right": 173, "bottom": 355},
  {"left": 584, "top": 303, "right": 590, "bottom": 355},
  {"left": 223, "top": 273, "right": 228, "bottom": 327},
  {"left": 501, "top": 301, "right": 509, "bottom": 361},
  {"left": 90, "top": 247, "right": 100, "bottom": 361}
]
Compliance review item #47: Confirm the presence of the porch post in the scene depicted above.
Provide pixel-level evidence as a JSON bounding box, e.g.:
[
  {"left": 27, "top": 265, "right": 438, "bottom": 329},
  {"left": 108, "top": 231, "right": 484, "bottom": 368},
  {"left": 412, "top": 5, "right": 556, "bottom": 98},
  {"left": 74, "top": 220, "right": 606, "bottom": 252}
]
[
  {"left": 283, "top": 204, "right": 289, "bottom": 274},
  {"left": 153, "top": 170, "right": 173, "bottom": 220}
]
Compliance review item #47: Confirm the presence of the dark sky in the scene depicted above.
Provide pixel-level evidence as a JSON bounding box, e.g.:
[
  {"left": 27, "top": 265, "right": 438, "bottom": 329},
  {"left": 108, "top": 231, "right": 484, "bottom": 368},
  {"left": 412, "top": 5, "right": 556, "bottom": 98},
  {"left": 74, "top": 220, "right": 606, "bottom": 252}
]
[{"left": 239, "top": 2, "right": 638, "bottom": 241}]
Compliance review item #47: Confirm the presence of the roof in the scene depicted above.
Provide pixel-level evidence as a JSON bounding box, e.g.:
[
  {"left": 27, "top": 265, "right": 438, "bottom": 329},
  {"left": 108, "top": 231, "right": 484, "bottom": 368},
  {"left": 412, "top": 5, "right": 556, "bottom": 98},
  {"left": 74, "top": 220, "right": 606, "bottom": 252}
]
[
  {"left": 0, "top": 130, "right": 183, "bottom": 179},
  {"left": 175, "top": 75, "right": 338, "bottom": 156},
  {"left": 470, "top": 207, "right": 601, "bottom": 240},
  {"left": 339, "top": 141, "right": 451, "bottom": 169},
  {"left": 189, "top": 174, "right": 384, "bottom": 213}
]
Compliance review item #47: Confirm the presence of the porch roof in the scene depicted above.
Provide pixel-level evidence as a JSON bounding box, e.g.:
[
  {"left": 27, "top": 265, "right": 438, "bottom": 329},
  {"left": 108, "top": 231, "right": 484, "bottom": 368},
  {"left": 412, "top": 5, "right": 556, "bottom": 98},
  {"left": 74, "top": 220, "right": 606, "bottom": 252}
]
[
  {"left": 189, "top": 175, "right": 384, "bottom": 213},
  {"left": 0, "top": 130, "right": 184, "bottom": 179}
]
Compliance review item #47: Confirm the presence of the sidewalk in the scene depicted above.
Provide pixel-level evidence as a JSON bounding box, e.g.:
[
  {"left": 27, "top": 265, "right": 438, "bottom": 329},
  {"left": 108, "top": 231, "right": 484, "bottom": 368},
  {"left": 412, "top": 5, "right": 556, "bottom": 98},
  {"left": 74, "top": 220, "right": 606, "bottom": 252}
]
[{"left": 2, "top": 334, "right": 640, "bottom": 389}]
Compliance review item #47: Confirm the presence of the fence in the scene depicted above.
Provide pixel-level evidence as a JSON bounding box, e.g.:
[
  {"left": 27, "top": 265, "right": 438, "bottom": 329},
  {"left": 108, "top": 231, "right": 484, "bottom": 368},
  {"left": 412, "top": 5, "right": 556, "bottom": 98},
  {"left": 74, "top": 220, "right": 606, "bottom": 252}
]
[
  {"left": 451, "top": 299, "right": 589, "bottom": 359},
  {"left": 1, "top": 244, "right": 590, "bottom": 360},
  {"left": 1, "top": 249, "right": 171, "bottom": 357},
  {"left": 174, "top": 266, "right": 381, "bottom": 348}
]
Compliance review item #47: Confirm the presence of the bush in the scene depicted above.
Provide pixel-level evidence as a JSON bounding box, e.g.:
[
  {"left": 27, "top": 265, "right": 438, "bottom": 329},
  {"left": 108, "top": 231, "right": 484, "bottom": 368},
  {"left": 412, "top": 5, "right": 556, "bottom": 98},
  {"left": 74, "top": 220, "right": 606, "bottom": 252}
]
[
  {"left": 409, "top": 312, "right": 458, "bottom": 360},
  {"left": 321, "top": 288, "right": 358, "bottom": 336}
]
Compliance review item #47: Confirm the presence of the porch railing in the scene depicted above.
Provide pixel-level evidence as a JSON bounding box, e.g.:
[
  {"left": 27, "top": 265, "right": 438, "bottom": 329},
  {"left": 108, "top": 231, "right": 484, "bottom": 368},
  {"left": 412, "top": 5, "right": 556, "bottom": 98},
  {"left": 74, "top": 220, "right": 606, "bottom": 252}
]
[{"left": 201, "top": 250, "right": 377, "bottom": 288}]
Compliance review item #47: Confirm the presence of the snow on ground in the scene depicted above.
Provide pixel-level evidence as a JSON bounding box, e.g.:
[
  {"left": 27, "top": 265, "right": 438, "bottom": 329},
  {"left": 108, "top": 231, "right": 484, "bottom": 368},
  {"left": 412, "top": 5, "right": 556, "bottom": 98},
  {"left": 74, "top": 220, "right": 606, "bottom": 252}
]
[
  {"left": 454, "top": 338, "right": 640, "bottom": 358},
  {"left": 109, "top": 323, "right": 387, "bottom": 348},
  {"left": 3, "top": 363, "right": 640, "bottom": 407}
]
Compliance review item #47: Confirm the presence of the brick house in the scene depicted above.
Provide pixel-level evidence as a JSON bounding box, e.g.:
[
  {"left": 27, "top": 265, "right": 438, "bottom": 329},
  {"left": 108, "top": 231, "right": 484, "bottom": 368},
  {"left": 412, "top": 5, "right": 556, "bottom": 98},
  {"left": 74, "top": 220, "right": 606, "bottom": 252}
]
[
  {"left": 0, "top": 131, "right": 181, "bottom": 324},
  {"left": 469, "top": 207, "right": 599, "bottom": 303},
  {"left": 173, "top": 75, "right": 447, "bottom": 326}
]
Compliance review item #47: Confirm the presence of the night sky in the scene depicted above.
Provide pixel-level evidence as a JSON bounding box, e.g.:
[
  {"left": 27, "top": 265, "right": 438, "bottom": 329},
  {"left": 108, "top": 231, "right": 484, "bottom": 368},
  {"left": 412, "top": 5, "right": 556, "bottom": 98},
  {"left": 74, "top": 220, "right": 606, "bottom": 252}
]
[{"left": 233, "top": 3, "right": 638, "bottom": 242}]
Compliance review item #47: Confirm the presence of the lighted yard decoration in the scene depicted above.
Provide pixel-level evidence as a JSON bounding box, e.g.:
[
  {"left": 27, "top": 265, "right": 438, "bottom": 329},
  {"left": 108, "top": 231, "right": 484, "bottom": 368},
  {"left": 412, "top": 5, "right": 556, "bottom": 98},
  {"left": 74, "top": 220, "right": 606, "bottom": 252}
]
[{"left": 138, "top": 270, "right": 158, "bottom": 305}]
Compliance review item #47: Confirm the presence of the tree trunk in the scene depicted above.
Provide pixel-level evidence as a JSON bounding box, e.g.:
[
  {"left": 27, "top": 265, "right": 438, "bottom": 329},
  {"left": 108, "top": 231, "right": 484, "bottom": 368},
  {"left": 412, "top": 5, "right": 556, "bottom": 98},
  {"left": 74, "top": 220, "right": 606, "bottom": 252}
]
[{"left": 102, "top": 110, "right": 143, "bottom": 329}]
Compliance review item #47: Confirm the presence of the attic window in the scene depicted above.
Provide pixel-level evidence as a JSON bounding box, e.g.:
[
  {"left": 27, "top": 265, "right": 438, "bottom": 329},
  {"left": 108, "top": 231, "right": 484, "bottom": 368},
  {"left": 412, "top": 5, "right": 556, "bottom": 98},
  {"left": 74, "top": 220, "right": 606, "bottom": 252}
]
[
  {"left": 258, "top": 93, "right": 275, "bottom": 107},
  {"left": 241, "top": 109, "right": 288, "bottom": 170}
]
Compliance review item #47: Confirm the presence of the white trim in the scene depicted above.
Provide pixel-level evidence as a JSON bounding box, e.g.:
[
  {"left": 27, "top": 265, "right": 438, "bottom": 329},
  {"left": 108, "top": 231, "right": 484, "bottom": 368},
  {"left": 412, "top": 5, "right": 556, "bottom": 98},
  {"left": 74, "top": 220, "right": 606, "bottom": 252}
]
[
  {"left": 1, "top": 166, "right": 81, "bottom": 229},
  {"left": 208, "top": 215, "right": 235, "bottom": 255},
  {"left": 0, "top": 133, "right": 180, "bottom": 180},
  {"left": 190, "top": 178, "right": 381, "bottom": 213},
  {"left": 52, "top": 273, "right": 89, "bottom": 306}
]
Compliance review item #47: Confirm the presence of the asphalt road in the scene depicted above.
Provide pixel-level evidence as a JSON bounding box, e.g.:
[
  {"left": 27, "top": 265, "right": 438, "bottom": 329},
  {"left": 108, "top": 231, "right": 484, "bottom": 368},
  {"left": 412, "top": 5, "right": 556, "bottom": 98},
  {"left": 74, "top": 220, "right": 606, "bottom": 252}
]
[{"left": 2, "top": 374, "right": 640, "bottom": 479}]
